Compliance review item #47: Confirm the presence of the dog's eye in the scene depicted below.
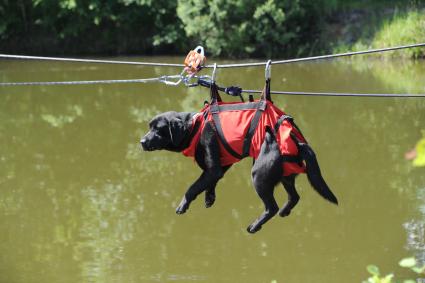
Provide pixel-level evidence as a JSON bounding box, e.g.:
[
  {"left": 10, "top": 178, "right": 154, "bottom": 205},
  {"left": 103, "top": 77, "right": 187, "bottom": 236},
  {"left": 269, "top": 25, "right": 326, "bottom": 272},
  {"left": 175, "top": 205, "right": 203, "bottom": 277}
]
[
  {"left": 157, "top": 124, "right": 169, "bottom": 134},
  {"left": 151, "top": 123, "right": 169, "bottom": 135}
]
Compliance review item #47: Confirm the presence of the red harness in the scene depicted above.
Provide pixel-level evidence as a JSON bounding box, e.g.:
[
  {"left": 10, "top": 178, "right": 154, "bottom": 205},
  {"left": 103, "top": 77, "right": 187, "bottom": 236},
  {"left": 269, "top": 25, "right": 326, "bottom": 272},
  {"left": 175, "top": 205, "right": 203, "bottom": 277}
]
[{"left": 182, "top": 98, "right": 307, "bottom": 176}]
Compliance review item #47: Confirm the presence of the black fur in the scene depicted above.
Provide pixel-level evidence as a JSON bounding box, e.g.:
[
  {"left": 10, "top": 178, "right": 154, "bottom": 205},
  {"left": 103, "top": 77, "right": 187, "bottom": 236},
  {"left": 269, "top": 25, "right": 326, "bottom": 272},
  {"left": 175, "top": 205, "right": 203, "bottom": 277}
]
[{"left": 141, "top": 111, "right": 338, "bottom": 234}]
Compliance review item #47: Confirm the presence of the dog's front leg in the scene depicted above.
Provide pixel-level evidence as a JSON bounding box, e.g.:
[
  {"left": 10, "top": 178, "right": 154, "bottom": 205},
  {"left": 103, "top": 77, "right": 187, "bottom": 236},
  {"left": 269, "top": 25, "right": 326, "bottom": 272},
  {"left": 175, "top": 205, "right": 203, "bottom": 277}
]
[
  {"left": 204, "top": 165, "right": 231, "bottom": 208},
  {"left": 176, "top": 170, "right": 223, "bottom": 214},
  {"left": 176, "top": 122, "right": 224, "bottom": 214}
]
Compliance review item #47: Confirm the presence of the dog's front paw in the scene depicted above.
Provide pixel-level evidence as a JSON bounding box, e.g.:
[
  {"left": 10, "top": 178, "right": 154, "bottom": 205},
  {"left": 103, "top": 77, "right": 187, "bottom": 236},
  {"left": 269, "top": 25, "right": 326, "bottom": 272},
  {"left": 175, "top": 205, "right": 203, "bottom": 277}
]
[
  {"left": 176, "top": 197, "right": 190, "bottom": 214},
  {"left": 246, "top": 222, "right": 262, "bottom": 234},
  {"left": 205, "top": 192, "right": 216, "bottom": 208}
]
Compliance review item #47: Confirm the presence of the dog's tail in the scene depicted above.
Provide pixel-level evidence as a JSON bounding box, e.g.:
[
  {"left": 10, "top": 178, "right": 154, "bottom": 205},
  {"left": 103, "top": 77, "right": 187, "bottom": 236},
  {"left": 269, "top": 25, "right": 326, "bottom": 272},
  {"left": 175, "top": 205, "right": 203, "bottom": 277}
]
[{"left": 298, "top": 143, "right": 338, "bottom": 205}]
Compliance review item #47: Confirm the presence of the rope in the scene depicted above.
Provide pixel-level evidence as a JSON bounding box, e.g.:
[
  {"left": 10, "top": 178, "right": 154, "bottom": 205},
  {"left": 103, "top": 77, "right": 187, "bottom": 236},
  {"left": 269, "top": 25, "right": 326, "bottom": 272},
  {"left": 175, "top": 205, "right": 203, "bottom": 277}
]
[
  {"left": 243, "top": 90, "right": 425, "bottom": 98},
  {"left": 1, "top": 76, "right": 424, "bottom": 97},
  {"left": 2, "top": 43, "right": 425, "bottom": 98},
  {"left": 1, "top": 42, "right": 425, "bottom": 68},
  {"left": 210, "top": 42, "right": 425, "bottom": 68},
  {"left": 0, "top": 75, "right": 182, "bottom": 86},
  {"left": 0, "top": 54, "right": 184, "bottom": 67}
]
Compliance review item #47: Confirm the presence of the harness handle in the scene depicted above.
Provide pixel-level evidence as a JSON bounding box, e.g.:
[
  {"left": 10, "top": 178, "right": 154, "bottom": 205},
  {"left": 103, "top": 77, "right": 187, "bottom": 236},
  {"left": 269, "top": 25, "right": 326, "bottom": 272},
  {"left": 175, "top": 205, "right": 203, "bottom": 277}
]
[{"left": 260, "top": 60, "right": 272, "bottom": 102}]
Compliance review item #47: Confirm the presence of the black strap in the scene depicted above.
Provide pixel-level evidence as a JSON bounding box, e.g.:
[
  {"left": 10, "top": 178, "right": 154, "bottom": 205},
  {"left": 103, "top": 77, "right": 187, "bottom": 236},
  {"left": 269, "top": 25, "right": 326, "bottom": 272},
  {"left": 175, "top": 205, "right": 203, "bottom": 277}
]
[
  {"left": 274, "top": 114, "right": 293, "bottom": 133},
  {"left": 291, "top": 121, "right": 306, "bottom": 142},
  {"left": 260, "top": 79, "right": 272, "bottom": 102},
  {"left": 213, "top": 101, "right": 260, "bottom": 111},
  {"left": 209, "top": 99, "right": 267, "bottom": 160},
  {"left": 210, "top": 83, "right": 222, "bottom": 103},
  {"left": 210, "top": 103, "right": 243, "bottom": 160},
  {"left": 242, "top": 100, "right": 267, "bottom": 157}
]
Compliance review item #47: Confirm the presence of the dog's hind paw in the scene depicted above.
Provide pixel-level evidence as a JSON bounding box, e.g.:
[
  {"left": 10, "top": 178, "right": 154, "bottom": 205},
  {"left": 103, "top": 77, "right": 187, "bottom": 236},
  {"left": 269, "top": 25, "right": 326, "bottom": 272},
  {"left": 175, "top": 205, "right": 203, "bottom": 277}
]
[{"left": 279, "top": 207, "right": 291, "bottom": 217}]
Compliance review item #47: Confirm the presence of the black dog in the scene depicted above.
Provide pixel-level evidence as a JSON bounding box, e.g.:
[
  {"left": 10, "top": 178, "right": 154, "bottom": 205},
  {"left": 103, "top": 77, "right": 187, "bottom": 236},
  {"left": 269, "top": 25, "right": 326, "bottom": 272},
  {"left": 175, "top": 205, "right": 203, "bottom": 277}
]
[{"left": 141, "top": 111, "right": 338, "bottom": 233}]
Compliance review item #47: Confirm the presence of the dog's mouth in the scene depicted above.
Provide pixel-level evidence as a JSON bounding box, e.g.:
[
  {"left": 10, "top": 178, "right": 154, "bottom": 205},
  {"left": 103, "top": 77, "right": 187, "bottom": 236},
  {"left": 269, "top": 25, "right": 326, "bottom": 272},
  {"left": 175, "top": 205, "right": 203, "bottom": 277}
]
[
  {"left": 140, "top": 139, "right": 160, "bottom": 151},
  {"left": 140, "top": 141, "right": 153, "bottom": 151}
]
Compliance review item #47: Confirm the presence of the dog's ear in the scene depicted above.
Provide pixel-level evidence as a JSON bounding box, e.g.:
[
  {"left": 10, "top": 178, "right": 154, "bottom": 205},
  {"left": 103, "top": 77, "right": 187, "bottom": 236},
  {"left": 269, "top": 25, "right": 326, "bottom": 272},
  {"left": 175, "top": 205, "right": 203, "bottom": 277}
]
[{"left": 168, "top": 117, "right": 186, "bottom": 147}]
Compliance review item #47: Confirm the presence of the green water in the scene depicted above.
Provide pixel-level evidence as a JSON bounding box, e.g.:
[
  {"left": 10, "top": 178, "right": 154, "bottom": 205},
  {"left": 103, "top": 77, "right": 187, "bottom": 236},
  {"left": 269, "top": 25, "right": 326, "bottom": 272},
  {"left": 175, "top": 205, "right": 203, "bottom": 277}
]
[{"left": 0, "top": 57, "right": 425, "bottom": 283}]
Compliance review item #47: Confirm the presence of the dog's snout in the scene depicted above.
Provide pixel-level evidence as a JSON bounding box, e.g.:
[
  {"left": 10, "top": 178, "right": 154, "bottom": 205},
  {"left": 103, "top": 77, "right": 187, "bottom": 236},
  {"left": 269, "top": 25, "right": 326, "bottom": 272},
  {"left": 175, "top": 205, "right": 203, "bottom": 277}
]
[{"left": 140, "top": 138, "right": 148, "bottom": 150}]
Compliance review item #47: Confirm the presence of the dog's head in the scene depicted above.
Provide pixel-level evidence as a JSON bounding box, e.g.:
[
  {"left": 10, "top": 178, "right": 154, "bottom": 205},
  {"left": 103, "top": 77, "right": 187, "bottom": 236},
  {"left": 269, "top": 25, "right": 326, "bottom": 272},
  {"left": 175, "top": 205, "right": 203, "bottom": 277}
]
[{"left": 140, "top": 111, "right": 193, "bottom": 152}]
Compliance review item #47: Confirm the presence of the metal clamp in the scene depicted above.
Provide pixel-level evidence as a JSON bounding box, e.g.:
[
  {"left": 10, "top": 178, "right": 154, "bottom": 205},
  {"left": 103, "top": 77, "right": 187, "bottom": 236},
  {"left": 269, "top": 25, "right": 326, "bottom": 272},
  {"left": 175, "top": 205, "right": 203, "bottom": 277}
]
[{"left": 265, "top": 60, "right": 272, "bottom": 80}]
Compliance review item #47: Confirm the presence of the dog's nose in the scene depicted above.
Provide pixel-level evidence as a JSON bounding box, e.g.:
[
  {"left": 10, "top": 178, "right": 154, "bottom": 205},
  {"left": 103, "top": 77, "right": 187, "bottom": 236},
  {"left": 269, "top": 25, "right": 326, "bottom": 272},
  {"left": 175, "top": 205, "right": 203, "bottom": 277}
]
[{"left": 140, "top": 138, "right": 147, "bottom": 150}]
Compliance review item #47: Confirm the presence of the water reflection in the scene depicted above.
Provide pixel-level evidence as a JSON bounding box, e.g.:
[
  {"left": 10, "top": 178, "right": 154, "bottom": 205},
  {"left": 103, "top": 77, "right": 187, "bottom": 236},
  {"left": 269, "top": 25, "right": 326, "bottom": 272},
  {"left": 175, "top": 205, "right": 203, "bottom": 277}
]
[
  {"left": 74, "top": 183, "right": 144, "bottom": 282},
  {"left": 404, "top": 186, "right": 425, "bottom": 264}
]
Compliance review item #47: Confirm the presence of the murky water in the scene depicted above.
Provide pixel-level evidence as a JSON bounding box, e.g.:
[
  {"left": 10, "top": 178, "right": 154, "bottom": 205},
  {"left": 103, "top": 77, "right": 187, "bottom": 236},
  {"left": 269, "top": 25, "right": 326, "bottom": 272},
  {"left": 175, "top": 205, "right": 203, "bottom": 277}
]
[{"left": 0, "top": 56, "right": 425, "bottom": 283}]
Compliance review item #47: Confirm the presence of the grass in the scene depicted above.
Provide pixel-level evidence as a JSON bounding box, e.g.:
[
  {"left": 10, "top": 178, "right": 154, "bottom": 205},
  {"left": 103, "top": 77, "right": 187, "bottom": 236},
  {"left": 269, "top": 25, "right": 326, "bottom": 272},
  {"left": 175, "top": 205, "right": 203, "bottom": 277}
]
[{"left": 332, "top": 9, "right": 425, "bottom": 59}]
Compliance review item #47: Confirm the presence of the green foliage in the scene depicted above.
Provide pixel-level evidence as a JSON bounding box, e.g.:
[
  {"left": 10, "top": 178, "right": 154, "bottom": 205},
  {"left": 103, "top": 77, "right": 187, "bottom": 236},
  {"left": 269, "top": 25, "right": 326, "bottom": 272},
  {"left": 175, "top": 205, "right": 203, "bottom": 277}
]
[
  {"left": 0, "top": 0, "right": 338, "bottom": 57},
  {"left": 1, "top": 0, "right": 424, "bottom": 57},
  {"left": 176, "top": 0, "right": 330, "bottom": 58},
  {"left": 333, "top": 9, "right": 425, "bottom": 59},
  {"left": 364, "top": 257, "right": 425, "bottom": 283},
  {"left": 413, "top": 135, "right": 425, "bottom": 167},
  {"left": 372, "top": 11, "right": 425, "bottom": 59},
  {"left": 0, "top": 0, "right": 185, "bottom": 54}
]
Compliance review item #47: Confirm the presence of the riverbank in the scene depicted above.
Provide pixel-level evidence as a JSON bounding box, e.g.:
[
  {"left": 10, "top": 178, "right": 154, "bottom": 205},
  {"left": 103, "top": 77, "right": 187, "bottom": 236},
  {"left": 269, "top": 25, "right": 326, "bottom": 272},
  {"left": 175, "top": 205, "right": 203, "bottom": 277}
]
[{"left": 325, "top": 7, "right": 425, "bottom": 58}]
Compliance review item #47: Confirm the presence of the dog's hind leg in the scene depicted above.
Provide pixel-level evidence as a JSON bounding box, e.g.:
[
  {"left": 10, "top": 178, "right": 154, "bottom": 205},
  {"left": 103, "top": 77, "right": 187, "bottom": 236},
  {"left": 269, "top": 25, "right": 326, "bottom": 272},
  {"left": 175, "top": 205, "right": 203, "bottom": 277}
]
[
  {"left": 205, "top": 165, "right": 231, "bottom": 208},
  {"left": 247, "top": 128, "right": 282, "bottom": 234},
  {"left": 279, "top": 174, "right": 300, "bottom": 217}
]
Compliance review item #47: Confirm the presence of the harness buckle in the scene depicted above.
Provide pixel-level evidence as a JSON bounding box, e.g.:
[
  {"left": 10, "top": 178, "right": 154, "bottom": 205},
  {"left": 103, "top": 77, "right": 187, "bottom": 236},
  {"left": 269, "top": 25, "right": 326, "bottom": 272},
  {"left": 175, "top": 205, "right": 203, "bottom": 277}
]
[
  {"left": 258, "top": 100, "right": 267, "bottom": 111},
  {"left": 210, "top": 103, "right": 220, "bottom": 114}
]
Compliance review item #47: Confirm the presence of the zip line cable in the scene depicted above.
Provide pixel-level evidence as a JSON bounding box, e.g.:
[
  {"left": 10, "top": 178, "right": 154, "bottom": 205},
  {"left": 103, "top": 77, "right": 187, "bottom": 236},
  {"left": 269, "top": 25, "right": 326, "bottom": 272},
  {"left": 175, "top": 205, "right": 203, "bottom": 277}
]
[
  {"left": 0, "top": 54, "right": 184, "bottom": 67},
  {"left": 1, "top": 42, "right": 425, "bottom": 98},
  {"left": 243, "top": 90, "right": 425, "bottom": 98},
  {"left": 0, "top": 76, "right": 181, "bottom": 86},
  {"left": 1, "top": 75, "right": 425, "bottom": 97},
  {"left": 1, "top": 42, "right": 425, "bottom": 68},
  {"left": 216, "top": 42, "right": 425, "bottom": 68}
]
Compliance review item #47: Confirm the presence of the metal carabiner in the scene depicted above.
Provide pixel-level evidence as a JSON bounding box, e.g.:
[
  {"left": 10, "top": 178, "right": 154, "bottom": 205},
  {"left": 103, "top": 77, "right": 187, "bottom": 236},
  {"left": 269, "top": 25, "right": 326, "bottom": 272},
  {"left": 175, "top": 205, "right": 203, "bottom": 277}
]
[
  {"left": 159, "top": 70, "right": 185, "bottom": 86},
  {"left": 265, "top": 60, "right": 272, "bottom": 80},
  {"left": 211, "top": 63, "right": 218, "bottom": 83}
]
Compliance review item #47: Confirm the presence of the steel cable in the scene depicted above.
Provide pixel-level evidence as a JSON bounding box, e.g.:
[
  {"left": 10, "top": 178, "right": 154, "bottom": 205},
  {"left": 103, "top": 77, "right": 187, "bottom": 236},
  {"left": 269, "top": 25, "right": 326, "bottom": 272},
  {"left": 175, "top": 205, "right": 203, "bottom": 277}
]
[
  {"left": 2, "top": 43, "right": 425, "bottom": 98},
  {"left": 243, "top": 90, "right": 425, "bottom": 98},
  {"left": 1, "top": 42, "right": 425, "bottom": 68}
]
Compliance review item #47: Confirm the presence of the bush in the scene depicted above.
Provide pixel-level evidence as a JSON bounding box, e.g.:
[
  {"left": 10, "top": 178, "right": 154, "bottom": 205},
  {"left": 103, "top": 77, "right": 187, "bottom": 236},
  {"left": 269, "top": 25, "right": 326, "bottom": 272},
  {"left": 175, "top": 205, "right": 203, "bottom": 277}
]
[
  {"left": 0, "top": 0, "right": 186, "bottom": 55},
  {"left": 177, "top": 0, "right": 333, "bottom": 58},
  {"left": 0, "top": 0, "right": 338, "bottom": 57},
  {"left": 371, "top": 10, "right": 425, "bottom": 59}
]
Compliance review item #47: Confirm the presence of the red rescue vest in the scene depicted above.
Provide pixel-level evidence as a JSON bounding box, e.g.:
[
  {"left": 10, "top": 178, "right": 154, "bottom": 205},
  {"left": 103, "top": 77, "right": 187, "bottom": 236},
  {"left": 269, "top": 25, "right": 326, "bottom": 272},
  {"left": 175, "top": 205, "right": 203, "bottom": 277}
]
[{"left": 182, "top": 99, "right": 307, "bottom": 176}]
